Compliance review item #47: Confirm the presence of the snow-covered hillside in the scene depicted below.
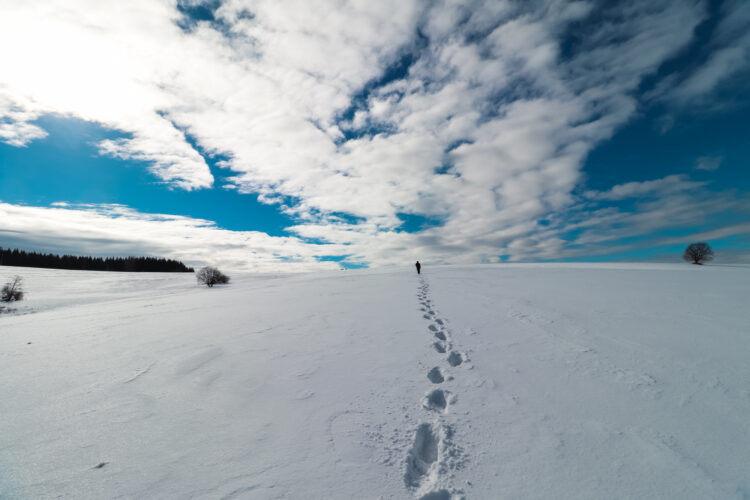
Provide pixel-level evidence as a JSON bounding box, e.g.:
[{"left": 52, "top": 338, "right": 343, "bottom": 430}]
[{"left": 1, "top": 264, "right": 749, "bottom": 499}]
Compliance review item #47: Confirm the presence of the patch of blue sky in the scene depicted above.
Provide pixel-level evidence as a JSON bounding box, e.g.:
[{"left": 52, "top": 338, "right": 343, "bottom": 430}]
[
  {"left": 563, "top": 238, "right": 740, "bottom": 263},
  {"left": 176, "top": 0, "right": 223, "bottom": 31},
  {"left": 445, "top": 139, "right": 473, "bottom": 152},
  {"left": 328, "top": 212, "right": 367, "bottom": 225},
  {"left": 339, "top": 122, "right": 398, "bottom": 142},
  {"left": 176, "top": 0, "right": 219, "bottom": 22},
  {"left": 396, "top": 213, "right": 443, "bottom": 233},
  {"left": 316, "top": 254, "right": 367, "bottom": 269},
  {"left": 578, "top": 3, "right": 749, "bottom": 196},
  {"left": 581, "top": 102, "right": 750, "bottom": 193},
  {"left": 316, "top": 255, "right": 348, "bottom": 262},
  {"left": 563, "top": 0, "right": 749, "bottom": 206},
  {"left": 175, "top": 0, "right": 254, "bottom": 37},
  {"left": 569, "top": 245, "right": 691, "bottom": 263},
  {"left": 433, "top": 163, "right": 454, "bottom": 175},
  {"left": 554, "top": 229, "right": 749, "bottom": 263},
  {"left": 339, "top": 262, "right": 368, "bottom": 269},
  {"left": 294, "top": 236, "right": 337, "bottom": 247},
  {"left": 0, "top": 115, "right": 296, "bottom": 236},
  {"left": 557, "top": 227, "right": 585, "bottom": 243}
]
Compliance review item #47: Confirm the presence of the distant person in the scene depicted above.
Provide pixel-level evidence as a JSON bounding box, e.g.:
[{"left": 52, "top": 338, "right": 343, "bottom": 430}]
[{"left": 415, "top": 261, "right": 421, "bottom": 274}]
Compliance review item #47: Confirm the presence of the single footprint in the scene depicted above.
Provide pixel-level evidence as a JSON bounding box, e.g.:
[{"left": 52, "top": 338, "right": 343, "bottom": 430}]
[
  {"left": 428, "top": 324, "right": 438, "bottom": 332},
  {"left": 433, "top": 342, "right": 446, "bottom": 354},
  {"left": 435, "top": 319, "right": 444, "bottom": 325},
  {"left": 423, "top": 389, "right": 450, "bottom": 412},
  {"left": 427, "top": 367, "right": 445, "bottom": 384},
  {"left": 447, "top": 351, "right": 463, "bottom": 367},
  {"left": 423, "top": 314, "right": 432, "bottom": 320},
  {"left": 404, "top": 423, "right": 439, "bottom": 488},
  {"left": 434, "top": 331, "right": 447, "bottom": 341}
]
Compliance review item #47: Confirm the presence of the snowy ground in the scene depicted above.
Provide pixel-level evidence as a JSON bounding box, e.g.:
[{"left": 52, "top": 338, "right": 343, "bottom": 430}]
[{"left": 1, "top": 263, "right": 749, "bottom": 499}]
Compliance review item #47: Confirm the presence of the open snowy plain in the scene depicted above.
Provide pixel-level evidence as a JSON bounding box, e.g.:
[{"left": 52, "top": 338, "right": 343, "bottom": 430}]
[{"left": 1, "top": 263, "right": 749, "bottom": 499}]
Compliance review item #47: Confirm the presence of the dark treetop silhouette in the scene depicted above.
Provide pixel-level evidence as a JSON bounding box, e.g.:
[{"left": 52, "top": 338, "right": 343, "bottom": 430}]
[
  {"left": 0, "top": 247, "right": 193, "bottom": 272},
  {"left": 683, "top": 242, "right": 714, "bottom": 265}
]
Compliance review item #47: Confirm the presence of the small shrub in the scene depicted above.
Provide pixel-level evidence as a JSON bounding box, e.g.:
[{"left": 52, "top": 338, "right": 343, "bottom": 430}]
[
  {"left": 196, "top": 267, "right": 230, "bottom": 287},
  {"left": 1, "top": 276, "right": 24, "bottom": 302}
]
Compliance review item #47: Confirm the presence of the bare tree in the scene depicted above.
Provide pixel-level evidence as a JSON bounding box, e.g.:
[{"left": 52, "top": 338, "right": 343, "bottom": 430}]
[
  {"left": 196, "top": 266, "right": 230, "bottom": 287},
  {"left": 1, "top": 275, "right": 24, "bottom": 302},
  {"left": 683, "top": 242, "right": 714, "bottom": 265}
]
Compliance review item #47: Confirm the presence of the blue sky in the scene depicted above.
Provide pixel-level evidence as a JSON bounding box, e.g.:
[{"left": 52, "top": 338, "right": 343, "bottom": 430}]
[
  {"left": 0, "top": 0, "right": 748, "bottom": 270},
  {"left": 0, "top": 115, "right": 295, "bottom": 235}
]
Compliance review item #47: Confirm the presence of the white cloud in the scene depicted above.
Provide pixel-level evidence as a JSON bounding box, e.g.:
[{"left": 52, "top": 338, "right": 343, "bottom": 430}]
[
  {"left": 695, "top": 155, "right": 723, "bottom": 171},
  {"left": 0, "top": 94, "right": 47, "bottom": 146},
  {"left": 661, "top": 0, "right": 750, "bottom": 104},
  {"left": 675, "top": 44, "right": 747, "bottom": 100},
  {"left": 585, "top": 174, "right": 706, "bottom": 201},
  {"left": 2, "top": 0, "right": 740, "bottom": 267},
  {"left": 653, "top": 222, "right": 750, "bottom": 246},
  {"left": 550, "top": 175, "right": 750, "bottom": 257},
  {"left": 0, "top": 0, "right": 213, "bottom": 189},
  {"left": 0, "top": 202, "right": 345, "bottom": 272}
]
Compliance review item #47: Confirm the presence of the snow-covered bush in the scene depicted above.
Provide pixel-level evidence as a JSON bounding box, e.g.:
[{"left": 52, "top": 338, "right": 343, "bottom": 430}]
[
  {"left": 1, "top": 275, "right": 24, "bottom": 302},
  {"left": 196, "top": 267, "right": 230, "bottom": 287}
]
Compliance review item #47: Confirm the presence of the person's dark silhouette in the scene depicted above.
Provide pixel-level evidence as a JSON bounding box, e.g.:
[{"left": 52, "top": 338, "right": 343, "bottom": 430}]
[{"left": 415, "top": 261, "right": 421, "bottom": 274}]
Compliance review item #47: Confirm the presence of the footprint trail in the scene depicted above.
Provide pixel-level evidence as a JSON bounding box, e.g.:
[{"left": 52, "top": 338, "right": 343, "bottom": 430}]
[{"left": 404, "top": 276, "right": 468, "bottom": 499}]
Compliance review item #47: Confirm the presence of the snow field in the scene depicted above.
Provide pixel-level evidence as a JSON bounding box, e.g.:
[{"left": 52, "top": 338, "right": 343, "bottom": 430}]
[{"left": 1, "top": 263, "right": 749, "bottom": 499}]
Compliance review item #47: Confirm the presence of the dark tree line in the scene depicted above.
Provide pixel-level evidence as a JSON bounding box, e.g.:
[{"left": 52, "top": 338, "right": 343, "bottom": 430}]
[{"left": 0, "top": 247, "right": 194, "bottom": 273}]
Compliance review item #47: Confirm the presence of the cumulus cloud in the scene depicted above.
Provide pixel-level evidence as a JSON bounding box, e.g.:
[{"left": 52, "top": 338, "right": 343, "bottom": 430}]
[
  {"left": 1, "top": 0, "right": 743, "bottom": 267},
  {"left": 0, "top": 0, "right": 214, "bottom": 189}
]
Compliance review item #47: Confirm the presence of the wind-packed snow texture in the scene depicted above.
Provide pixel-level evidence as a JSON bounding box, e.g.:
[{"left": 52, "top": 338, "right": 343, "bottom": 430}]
[{"left": 1, "top": 264, "right": 749, "bottom": 499}]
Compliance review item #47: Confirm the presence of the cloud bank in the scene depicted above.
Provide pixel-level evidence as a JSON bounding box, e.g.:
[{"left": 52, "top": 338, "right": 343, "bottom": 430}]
[
  {"left": 0, "top": 202, "right": 344, "bottom": 272},
  {"left": 1, "top": 0, "right": 748, "bottom": 268}
]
